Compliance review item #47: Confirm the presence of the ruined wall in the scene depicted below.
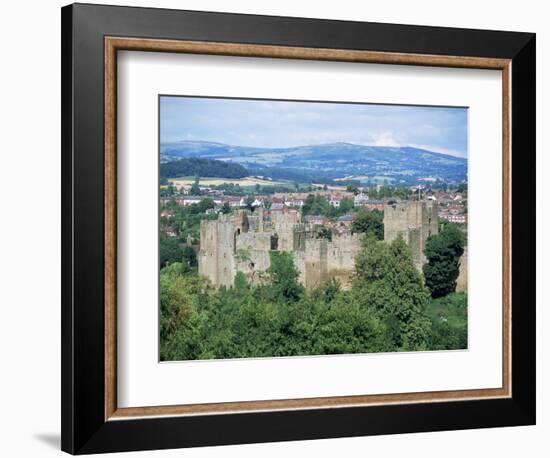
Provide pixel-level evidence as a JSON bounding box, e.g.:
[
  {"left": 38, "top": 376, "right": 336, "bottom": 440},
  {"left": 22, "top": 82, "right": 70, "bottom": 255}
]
[
  {"left": 301, "top": 239, "right": 328, "bottom": 289},
  {"left": 383, "top": 201, "right": 438, "bottom": 270},
  {"left": 325, "top": 233, "right": 362, "bottom": 288},
  {"left": 235, "top": 231, "right": 272, "bottom": 284},
  {"left": 271, "top": 210, "right": 300, "bottom": 252},
  {"left": 199, "top": 209, "right": 362, "bottom": 290},
  {"left": 198, "top": 218, "right": 236, "bottom": 288},
  {"left": 455, "top": 247, "right": 468, "bottom": 293}
]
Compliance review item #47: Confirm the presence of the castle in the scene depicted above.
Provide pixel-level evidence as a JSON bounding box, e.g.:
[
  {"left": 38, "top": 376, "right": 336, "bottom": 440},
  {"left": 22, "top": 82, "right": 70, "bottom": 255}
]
[
  {"left": 198, "top": 200, "right": 440, "bottom": 289},
  {"left": 383, "top": 200, "right": 439, "bottom": 270}
]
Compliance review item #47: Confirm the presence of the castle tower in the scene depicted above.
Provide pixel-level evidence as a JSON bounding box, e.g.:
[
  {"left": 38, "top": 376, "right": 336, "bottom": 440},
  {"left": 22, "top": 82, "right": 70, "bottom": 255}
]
[
  {"left": 383, "top": 201, "right": 438, "bottom": 270},
  {"left": 198, "top": 217, "right": 236, "bottom": 288}
]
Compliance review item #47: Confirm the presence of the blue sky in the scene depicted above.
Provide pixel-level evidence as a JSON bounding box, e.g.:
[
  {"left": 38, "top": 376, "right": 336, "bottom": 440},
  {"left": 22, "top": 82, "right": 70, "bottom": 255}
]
[{"left": 160, "top": 96, "right": 468, "bottom": 158}]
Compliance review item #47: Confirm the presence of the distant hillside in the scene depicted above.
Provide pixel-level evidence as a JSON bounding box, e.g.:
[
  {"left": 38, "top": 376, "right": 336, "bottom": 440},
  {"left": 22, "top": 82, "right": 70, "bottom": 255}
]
[
  {"left": 160, "top": 140, "right": 467, "bottom": 185},
  {"left": 160, "top": 158, "right": 248, "bottom": 179}
]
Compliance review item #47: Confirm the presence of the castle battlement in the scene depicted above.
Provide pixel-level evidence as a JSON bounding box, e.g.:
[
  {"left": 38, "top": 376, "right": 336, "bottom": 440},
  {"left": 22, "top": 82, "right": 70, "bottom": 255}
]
[
  {"left": 199, "top": 200, "right": 438, "bottom": 289},
  {"left": 383, "top": 201, "right": 438, "bottom": 269},
  {"left": 199, "top": 209, "right": 363, "bottom": 289}
]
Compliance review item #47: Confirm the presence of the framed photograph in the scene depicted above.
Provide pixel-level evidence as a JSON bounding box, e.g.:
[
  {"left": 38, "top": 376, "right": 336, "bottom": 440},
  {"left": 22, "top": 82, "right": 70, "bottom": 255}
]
[{"left": 61, "top": 3, "right": 536, "bottom": 454}]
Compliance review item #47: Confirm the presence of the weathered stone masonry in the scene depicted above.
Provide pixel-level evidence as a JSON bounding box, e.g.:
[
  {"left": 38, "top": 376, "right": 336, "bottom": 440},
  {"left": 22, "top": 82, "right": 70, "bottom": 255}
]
[
  {"left": 199, "top": 209, "right": 362, "bottom": 289},
  {"left": 383, "top": 201, "right": 439, "bottom": 270},
  {"left": 199, "top": 201, "right": 455, "bottom": 290}
]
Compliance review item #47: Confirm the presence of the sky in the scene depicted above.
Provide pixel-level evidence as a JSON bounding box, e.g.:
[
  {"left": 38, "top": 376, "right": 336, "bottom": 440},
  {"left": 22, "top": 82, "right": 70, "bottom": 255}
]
[{"left": 160, "top": 96, "right": 468, "bottom": 158}]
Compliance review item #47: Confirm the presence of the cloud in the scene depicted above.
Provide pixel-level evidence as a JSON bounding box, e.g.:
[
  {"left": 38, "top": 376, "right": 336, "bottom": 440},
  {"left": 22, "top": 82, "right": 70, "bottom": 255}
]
[
  {"left": 160, "top": 96, "right": 467, "bottom": 156},
  {"left": 372, "top": 132, "right": 400, "bottom": 147}
]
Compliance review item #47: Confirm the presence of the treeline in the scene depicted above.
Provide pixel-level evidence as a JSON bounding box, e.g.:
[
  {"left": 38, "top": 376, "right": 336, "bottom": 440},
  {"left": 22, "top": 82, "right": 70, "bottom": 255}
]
[
  {"left": 160, "top": 198, "right": 217, "bottom": 266},
  {"left": 160, "top": 158, "right": 248, "bottom": 179},
  {"left": 302, "top": 194, "right": 354, "bottom": 218},
  {"left": 160, "top": 236, "right": 467, "bottom": 361}
]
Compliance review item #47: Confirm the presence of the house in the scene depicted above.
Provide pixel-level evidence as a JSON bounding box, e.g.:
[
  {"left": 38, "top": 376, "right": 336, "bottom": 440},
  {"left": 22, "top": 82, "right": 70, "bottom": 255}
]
[
  {"left": 285, "top": 199, "right": 304, "bottom": 207},
  {"left": 329, "top": 197, "right": 341, "bottom": 208},
  {"left": 354, "top": 193, "right": 369, "bottom": 206},
  {"left": 270, "top": 202, "right": 287, "bottom": 211},
  {"left": 337, "top": 213, "right": 354, "bottom": 227},
  {"left": 252, "top": 198, "right": 264, "bottom": 208},
  {"left": 160, "top": 209, "right": 174, "bottom": 219},
  {"left": 364, "top": 199, "right": 385, "bottom": 211},
  {"left": 182, "top": 197, "right": 202, "bottom": 206},
  {"left": 224, "top": 197, "right": 245, "bottom": 208},
  {"left": 305, "top": 214, "right": 328, "bottom": 226},
  {"left": 163, "top": 226, "right": 178, "bottom": 237}
]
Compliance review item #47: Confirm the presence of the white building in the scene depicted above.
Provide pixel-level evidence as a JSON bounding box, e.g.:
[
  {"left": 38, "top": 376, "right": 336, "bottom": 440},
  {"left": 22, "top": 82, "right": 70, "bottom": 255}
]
[{"left": 354, "top": 193, "right": 370, "bottom": 206}]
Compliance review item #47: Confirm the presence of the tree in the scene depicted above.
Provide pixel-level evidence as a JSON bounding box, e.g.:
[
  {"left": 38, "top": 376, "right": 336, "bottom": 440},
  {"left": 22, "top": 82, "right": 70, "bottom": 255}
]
[
  {"left": 456, "top": 183, "right": 467, "bottom": 194},
  {"left": 423, "top": 223, "right": 466, "bottom": 298},
  {"left": 317, "top": 226, "right": 332, "bottom": 241},
  {"left": 267, "top": 251, "right": 304, "bottom": 302},
  {"left": 159, "top": 157, "right": 248, "bottom": 179},
  {"left": 426, "top": 293, "right": 467, "bottom": 350},
  {"left": 338, "top": 197, "right": 354, "bottom": 214},
  {"left": 245, "top": 196, "right": 255, "bottom": 211},
  {"left": 159, "top": 264, "right": 207, "bottom": 361},
  {"left": 181, "top": 246, "right": 197, "bottom": 273},
  {"left": 160, "top": 234, "right": 183, "bottom": 267},
  {"left": 302, "top": 194, "right": 331, "bottom": 217},
  {"left": 346, "top": 184, "right": 360, "bottom": 195},
  {"left": 221, "top": 202, "right": 232, "bottom": 214},
  {"left": 190, "top": 177, "right": 201, "bottom": 195},
  {"left": 234, "top": 271, "right": 250, "bottom": 291},
  {"left": 351, "top": 208, "right": 384, "bottom": 240},
  {"left": 353, "top": 236, "right": 431, "bottom": 351}
]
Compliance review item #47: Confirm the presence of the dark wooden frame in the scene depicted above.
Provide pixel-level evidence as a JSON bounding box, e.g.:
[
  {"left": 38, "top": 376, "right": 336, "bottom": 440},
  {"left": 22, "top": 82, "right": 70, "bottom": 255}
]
[{"left": 62, "top": 3, "right": 536, "bottom": 454}]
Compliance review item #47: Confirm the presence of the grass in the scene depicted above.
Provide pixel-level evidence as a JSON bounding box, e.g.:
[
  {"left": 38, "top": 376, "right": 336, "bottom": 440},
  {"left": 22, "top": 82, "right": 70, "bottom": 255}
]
[{"left": 426, "top": 293, "right": 468, "bottom": 329}]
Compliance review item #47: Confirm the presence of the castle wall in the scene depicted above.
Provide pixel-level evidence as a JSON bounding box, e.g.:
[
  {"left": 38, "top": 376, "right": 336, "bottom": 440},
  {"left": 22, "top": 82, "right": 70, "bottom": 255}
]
[
  {"left": 302, "top": 239, "right": 328, "bottom": 289},
  {"left": 235, "top": 231, "right": 272, "bottom": 284},
  {"left": 325, "top": 233, "right": 362, "bottom": 288},
  {"left": 456, "top": 248, "right": 468, "bottom": 293},
  {"left": 199, "top": 200, "right": 454, "bottom": 292},
  {"left": 271, "top": 210, "right": 300, "bottom": 252},
  {"left": 383, "top": 201, "right": 438, "bottom": 270},
  {"left": 199, "top": 219, "right": 236, "bottom": 288}
]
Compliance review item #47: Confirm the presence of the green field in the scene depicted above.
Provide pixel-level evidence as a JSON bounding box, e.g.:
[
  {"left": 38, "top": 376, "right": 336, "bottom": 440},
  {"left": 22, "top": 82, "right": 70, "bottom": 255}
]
[{"left": 169, "top": 176, "right": 290, "bottom": 188}]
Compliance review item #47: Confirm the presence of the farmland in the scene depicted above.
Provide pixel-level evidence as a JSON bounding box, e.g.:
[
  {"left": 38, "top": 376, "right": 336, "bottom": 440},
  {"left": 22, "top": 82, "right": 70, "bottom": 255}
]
[{"left": 169, "top": 176, "right": 290, "bottom": 188}]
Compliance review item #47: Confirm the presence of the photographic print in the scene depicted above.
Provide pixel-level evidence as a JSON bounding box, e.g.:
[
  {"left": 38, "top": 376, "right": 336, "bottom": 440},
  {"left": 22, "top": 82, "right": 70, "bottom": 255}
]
[{"left": 159, "top": 96, "right": 468, "bottom": 362}]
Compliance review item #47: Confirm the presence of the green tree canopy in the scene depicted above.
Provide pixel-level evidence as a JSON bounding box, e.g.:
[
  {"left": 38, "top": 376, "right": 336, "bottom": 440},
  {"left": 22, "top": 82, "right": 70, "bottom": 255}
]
[
  {"left": 159, "top": 234, "right": 183, "bottom": 267},
  {"left": 181, "top": 246, "right": 197, "bottom": 273},
  {"left": 190, "top": 177, "right": 201, "bottom": 196},
  {"left": 353, "top": 236, "right": 431, "bottom": 351},
  {"left": 423, "top": 223, "right": 466, "bottom": 298},
  {"left": 267, "top": 251, "right": 304, "bottom": 302},
  {"left": 351, "top": 208, "right": 384, "bottom": 240},
  {"left": 302, "top": 194, "right": 331, "bottom": 217}
]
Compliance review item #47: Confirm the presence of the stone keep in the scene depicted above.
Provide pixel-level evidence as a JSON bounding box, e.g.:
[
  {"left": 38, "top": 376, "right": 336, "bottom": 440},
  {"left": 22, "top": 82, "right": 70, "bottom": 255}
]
[{"left": 383, "top": 201, "right": 439, "bottom": 270}]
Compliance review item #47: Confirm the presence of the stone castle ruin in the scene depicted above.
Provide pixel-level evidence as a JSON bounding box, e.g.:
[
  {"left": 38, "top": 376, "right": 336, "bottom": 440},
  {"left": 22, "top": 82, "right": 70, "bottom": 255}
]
[
  {"left": 383, "top": 201, "right": 439, "bottom": 270},
  {"left": 199, "top": 201, "right": 440, "bottom": 289}
]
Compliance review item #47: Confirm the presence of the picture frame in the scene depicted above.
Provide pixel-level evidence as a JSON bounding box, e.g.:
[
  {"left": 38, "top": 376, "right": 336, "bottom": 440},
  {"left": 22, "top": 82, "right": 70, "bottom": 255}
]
[{"left": 61, "top": 3, "right": 536, "bottom": 454}]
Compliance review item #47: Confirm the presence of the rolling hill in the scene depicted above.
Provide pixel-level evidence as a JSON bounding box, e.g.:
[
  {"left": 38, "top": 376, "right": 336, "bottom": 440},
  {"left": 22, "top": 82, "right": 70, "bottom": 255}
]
[{"left": 160, "top": 141, "right": 467, "bottom": 185}]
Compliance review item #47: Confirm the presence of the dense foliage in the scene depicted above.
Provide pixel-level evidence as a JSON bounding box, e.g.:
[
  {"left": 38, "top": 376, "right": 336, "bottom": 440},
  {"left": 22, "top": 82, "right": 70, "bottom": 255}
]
[
  {"left": 159, "top": 235, "right": 464, "bottom": 361},
  {"left": 159, "top": 198, "right": 217, "bottom": 266},
  {"left": 160, "top": 158, "right": 248, "bottom": 179},
  {"left": 423, "top": 223, "right": 466, "bottom": 298},
  {"left": 426, "top": 293, "right": 467, "bottom": 350},
  {"left": 301, "top": 194, "right": 354, "bottom": 219},
  {"left": 351, "top": 208, "right": 384, "bottom": 240}
]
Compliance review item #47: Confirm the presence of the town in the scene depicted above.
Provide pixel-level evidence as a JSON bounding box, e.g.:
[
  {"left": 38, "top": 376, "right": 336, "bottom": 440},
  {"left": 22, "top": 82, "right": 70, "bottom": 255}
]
[{"left": 160, "top": 179, "right": 468, "bottom": 293}]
